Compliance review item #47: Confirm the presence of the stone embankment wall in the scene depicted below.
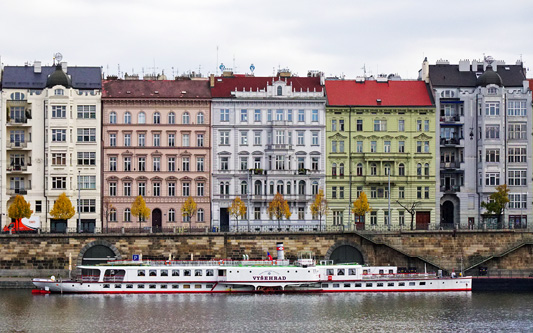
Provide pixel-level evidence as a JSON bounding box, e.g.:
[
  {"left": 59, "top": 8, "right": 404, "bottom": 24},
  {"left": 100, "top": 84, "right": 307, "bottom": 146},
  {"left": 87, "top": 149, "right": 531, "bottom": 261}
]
[{"left": 1, "top": 231, "right": 531, "bottom": 278}]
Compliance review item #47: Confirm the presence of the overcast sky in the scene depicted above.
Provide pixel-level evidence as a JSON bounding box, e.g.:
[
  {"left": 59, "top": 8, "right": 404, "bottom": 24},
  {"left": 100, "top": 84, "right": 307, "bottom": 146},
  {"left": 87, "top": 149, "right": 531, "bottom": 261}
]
[{"left": 1, "top": 0, "right": 532, "bottom": 79}]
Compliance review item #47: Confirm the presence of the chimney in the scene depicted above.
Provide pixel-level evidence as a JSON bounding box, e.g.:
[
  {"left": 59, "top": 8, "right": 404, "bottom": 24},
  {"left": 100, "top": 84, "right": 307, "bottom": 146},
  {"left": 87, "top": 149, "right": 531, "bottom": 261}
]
[
  {"left": 33, "top": 61, "right": 42, "bottom": 73},
  {"left": 210, "top": 74, "right": 215, "bottom": 88},
  {"left": 61, "top": 61, "right": 68, "bottom": 73}
]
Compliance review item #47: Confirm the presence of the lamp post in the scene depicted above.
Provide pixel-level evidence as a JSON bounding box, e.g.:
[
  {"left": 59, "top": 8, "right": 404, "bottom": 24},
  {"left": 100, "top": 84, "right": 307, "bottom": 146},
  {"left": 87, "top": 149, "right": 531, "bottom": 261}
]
[
  {"left": 78, "top": 170, "right": 81, "bottom": 233},
  {"left": 247, "top": 170, "right": 251, "bottom": 232}
]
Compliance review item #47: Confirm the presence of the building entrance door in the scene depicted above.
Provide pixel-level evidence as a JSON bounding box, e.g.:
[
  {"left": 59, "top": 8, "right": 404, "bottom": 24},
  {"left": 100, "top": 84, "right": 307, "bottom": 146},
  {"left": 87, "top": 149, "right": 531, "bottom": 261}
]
[
  {"left": 152, "top": 208, "right": 162, "bottom": 232},
  {"left": 416, "top": 211, "right": 430, "bottom": 230},
  {"left": 220, "top": 208, "right": 229, "bottom": 232}
]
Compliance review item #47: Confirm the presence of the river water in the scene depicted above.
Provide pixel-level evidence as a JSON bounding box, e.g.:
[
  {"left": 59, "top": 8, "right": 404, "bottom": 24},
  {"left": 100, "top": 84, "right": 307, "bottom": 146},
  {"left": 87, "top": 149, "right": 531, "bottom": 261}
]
[{"left": 1, "top": 290, "right": 531, "bottom": 332}]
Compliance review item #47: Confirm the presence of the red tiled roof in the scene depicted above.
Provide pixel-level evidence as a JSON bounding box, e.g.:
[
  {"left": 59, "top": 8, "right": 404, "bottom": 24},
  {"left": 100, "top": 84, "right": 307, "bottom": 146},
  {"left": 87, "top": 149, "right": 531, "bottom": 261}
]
[
  {"left": 211, "top": 76, "right": 323, "bottom": 97},
  {"left": 529, "top": 79, "right": 533, "bottom": 91},
  {"left": 325, "top": 80, "right": 433, "bottom": 106},
  {"left": 102, "top": 79, "right": 211, "bottom": 99}
]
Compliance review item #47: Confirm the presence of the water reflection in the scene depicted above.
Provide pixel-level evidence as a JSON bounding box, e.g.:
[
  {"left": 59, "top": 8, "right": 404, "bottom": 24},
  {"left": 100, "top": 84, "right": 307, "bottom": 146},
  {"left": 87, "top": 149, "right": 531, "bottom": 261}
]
[{"left": 0, "top": 290, "right": 531, "bottom": 332}]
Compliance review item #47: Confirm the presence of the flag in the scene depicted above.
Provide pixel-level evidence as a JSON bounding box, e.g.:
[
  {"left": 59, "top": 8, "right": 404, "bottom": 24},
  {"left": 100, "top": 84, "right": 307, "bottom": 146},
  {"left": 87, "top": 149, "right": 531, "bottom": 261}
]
[{"left": 267, "top": 252, "right": 273, "bottom": 260}]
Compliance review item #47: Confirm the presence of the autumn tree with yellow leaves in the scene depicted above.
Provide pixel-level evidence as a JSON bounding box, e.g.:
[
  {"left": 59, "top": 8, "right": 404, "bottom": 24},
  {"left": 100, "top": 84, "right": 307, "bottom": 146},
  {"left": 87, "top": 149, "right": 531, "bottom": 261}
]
[
  {"left": 8, "top": 195, "right": 33, "bottom": 229},
  {"left": 229, "top": 196, "right": 247, "bottom": 230},
  {"left": 181, "top": 196, "right": 197, "bottom": 228},
  {"left": 268, "top": 192, "right": 291, "bottom": 229},
  {"left": 352, "top": 191, "right": 371, "bottom": 226},
  {"left": 310, "top": 188, "right": 328, "bottom": 230},
  {"left": 131, "top": 195, "right": 151, "bottom": 231},
  {"left": 49, "top": 193, "right": 76, "bottom": 221}
]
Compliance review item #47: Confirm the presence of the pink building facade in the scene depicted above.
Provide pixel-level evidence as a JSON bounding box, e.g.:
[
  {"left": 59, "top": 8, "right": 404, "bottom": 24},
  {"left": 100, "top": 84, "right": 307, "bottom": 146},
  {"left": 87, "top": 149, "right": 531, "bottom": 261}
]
[{"left": 102, "top": 79, "right": 211, "bottom": 231}]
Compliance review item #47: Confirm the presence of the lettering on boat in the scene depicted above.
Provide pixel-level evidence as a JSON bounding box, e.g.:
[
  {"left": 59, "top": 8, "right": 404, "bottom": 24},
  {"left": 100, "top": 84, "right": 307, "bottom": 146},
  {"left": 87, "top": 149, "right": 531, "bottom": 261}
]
[{"left": 253, "top": 270, "right": 287, "bottom": 281}]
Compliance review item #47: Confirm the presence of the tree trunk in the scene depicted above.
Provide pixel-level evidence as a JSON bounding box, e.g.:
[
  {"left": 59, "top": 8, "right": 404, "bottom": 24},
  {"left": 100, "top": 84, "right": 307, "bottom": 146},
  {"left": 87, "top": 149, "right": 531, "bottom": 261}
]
[{"left": 410, "top": 213, "right": 415, "bottom": 231}]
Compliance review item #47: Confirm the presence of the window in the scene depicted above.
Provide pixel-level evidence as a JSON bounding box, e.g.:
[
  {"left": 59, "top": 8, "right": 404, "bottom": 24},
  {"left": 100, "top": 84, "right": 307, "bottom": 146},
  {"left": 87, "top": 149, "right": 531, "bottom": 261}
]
[
  {"left": 374, "top": 120, "right": 386, "bottom": 131},
  {"left": 123, "top": 182, "right": 132, "bottom": 196},
  {"left": 77, "top": 199, "right": 96, "bottom": 213},
  {"left": 267, "top": 109, "right": 272, "bottom": 122},
  {"left": 197, "top": 209, "right": 205, "bottom": 222},
  {"left": 311, "top": 157, "right": 319, "bottom": 171},
  {"left": 168, "top": 208, "right": 175, "bottom": 222},
  {"left": 312, "top": 132, "right": 319, "bottom": 145},
  {"left": 254, "top": 109, "right": 261, "bottom": 122},
  {"left": 109, "top": 133, "right": 116, "bottom": 146},
  {"left": 370, "top": 141, "right": 377, "bottom": 153},
  {"left": 399, "top": 210, "right": 405, "bottom": 225},
  {"left": 167, "top": 134, "right": 175, "bottom": 147},
  {"left": 109, "top": 208, "right": 116, "bottom": 222},
  {"left": 333, "top": 211, "right": 343, "bottom": 226},
  {"left": 417, "top": 120, "right": 422, "bottom": 131},
  {"left": 138, "top": 182, "right": 146, "bottom": 196},
  {"left": 197, "top": 183, "right": 205, "bottom": 196},
  {"left": 332, "top": 186, "right": 337, "bottom": 199},
  {"left": 254, "top": 131, "right": 262, "bottom": 145},
  {"left": 168, "top": 112, "right": 176, "bottom": 124},
  {"left": 417, "top": 163, "right": 422, "bottom": 176},
  {"left": 254, "top": 206, "right": 261, "bottom": 220},
  {"left": 181, "top": 134, "right": 189, "bottom": 147},
  {"left": 297, "top": 131, "right": 305, "bottom": 145},
  {"left": 424, "top": 163, "right": 430, "bottom": 176},
  {"left": 240, "top": 157, "right": 248, "bottom": 170},
  {"left": 398, "top": 164, "right": 405, "bottom": 176},
  {"left": 220, "top": 131, "right": 229, "bottom": 145},
  {"left": 508, "top": 100, "right": 526, "bottom": 116},
  {"left": 109, "top": 182, "right": 117, "bottom": 196},
  {"left": 298, "top": 110, "right": 305, "bottom": 122},
  {"left": 384, "top": 141, "right": 391, "bottom": 153},
  {"left": 51, "top": 177, "right": 66, "bottom": 189},
  {"left": 370, "top": 211, "right": 377, "bottom": 225},
  {"left": 51, "top": 105, "right": 66, "bottom": 118},
  {"left": 398, "top": 186, "right": 405, "bottom": 199},
  {"left": 124, "top": 208, "right": 131, "bottom": 222},
  {"left": 370, "top": 186, "right": 377, "bottom": 199},
  {"left": 153, "top": 112, "right": 160, "bottom": 124},
  {"left": 151, "top": 157, "right": 160, "bottom": 171},
  {"left": 508, "top": 169, "right": 527, "bottom": 186},
  {"left": 398, "top": 141, "right": 405, "bottom": 153},
  {"left": 287, "top": 110, "right": 293, "bottom": 122},
  {"left": 137, "top": 112, "right": 145, "bottom": 124},
  {"left": 123, "top": 112, "right": 132, "bottom": 124},
  {"left": 339, "top": 141, "right": 344, "bottom": 152},
  {"left": 124, "top": 133, "right": 131, "bottom": 146},
  {"left": 52, "top": 153, "right": 66, "bottom": 166},
  {"left": 417, "top": 141, "right": 430, "bottom": 153},
  {"left": 123, "top": 157, "right": 131, "bottom": 172},
  {"left": 486, "top": 149, "right": 500, "bottom": 163},
  {"left": 182, "top": 157, "right": 190, "bottom": 171},
  {"left": 508, "top": 147, "right": 527, "bottom": 163},
  {"left": 356, "top": 141, "right": 363, "bottom": 153},
  {"left": 276, "top": 109, "right": 284, "bottom": 121},
  {"left": 135, "top": 157, "right": 145, "bottom": 171},
  {"left": 77, "top": 128, "right": 96, "bottom": 142},
  {"left": 485, "top": 125, "right": 500, "bottom": 139},
  {"left": 138, "top": 133, "right": 145, "bottom": 147},
  {"left": 356, "top": 119, "right": 363, "bottom": 131},
  {"left": 182, "top": 112, "right": 190, "bottom": 124},
  {"left": 240, "top": 131, "right": 248, "bottom": 145},
  {"left": 398, "top": 119, "right": 405, "bottom": 132},
  {"left": 241, "top": 109, "right": 249, "bottom": 122},
  {"left": 275, "top": 156, "right": 285, "bottom": 170},
  {"left": 166, "top": 182, "right": 175, "bottom": 196},
  {"left": 153, "top": 183, "right": 161, "bottom": 196},
  {"left": 424, "top": 120, "right": 430, "bottom": 132},
  {"left": 424, "top": 187, "right": 430, "bottom": 199},
  {"left": 167, "top": 157, "right": 175, "bottom": 172},
  {"left": 509, "top": 193, "right": 527, "bottom": 209},
  {"left": 220, "top": 109, "right": 229, "bottom": 122},
  {"left": 508, "top": 123, "right": 527, "bottom": 140},
  {"left": 220, "top": 157, "right": 229, "bottom": 170},
  {"left": 196, "top": 157, "right": 204, "bottom": 171},
  {"left": 78, "top": 152, "right": 96, "bottom": 166},
  {"left": 77, "top": 105, "right": 96, "bottom": 119},
  {"left": 485, "top": 102, "right": 500, "bottom": 116},
  {"left": 331, "top": 141, "right": 337, "bottom": 153},
  {"left": 417, "top": 187, "right": 422, "bottom": 199},
  {"left": 52, "top": 129, "right": 66, "bottom": 142},
  {"left": 485, "top": 172, "right": 500, "bottom": 186},
  {"left": 356, "top": 163, "right": 363, "bottom": 176},
  {"left": 312, "top": 109, "right": 318, "bottom": 122},
  {"left": 195, "top": 134, "right": 204, "bottom": 147}
]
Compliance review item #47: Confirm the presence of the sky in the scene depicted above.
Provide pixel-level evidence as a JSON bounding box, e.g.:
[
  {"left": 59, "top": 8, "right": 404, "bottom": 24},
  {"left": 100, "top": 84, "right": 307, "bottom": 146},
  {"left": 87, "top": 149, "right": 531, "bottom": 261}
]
[{"left": 1, "top": 0, "right": 532, "bottom": 79}]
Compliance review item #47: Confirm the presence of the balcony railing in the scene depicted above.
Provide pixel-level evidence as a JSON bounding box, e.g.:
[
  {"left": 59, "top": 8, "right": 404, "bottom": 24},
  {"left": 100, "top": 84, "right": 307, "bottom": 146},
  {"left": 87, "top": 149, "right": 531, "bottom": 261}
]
[
  {"left": 7, "top": 187, "right": 31, "bottom": 195},
  {"left": 266, "top": 144, "right": 293, "bottom": 150},
  {"left": 7, "top": 141, "right": 30, "bottom": 149},
  {"left": 440, "top": 115, "right": 461, "bottom": 122},
  {"left": 7, "top": 164, "right": 28, "bottom": 172},
  {"left": 6, "top": 118, "right": 28, "bottom": 125},
  {"left": 440, "top": 137, "right": 463, "bottom": 146},
  {"left": 440, "top": 162, "right": 461, "bottom": 169},
  {"left": 440, "top": 185, "right": 461, "bottom": 193}
]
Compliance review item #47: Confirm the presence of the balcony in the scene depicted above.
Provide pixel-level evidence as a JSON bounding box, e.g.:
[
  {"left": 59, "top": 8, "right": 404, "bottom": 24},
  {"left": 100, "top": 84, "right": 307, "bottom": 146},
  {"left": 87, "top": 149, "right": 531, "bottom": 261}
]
[
  {"left": 440, "top": 162, "right": 462, "bottom": 169},
  {"left": 266, "top": 144, "right": 293, "bottom": 150},
  {"left": 7, "top": 164, "right": 29, "bottom": 172},
  {"left": 440, "top": 137, "right": 464, "bottom": 147},
  {"left": 248, "top": 168, "right": 266, "bottom": 175},
  {"left": 440, "top": 185, "right": 461, "bottom": 193},
  {"left": 6, "top": 117, "right": 30, "bottom": 126},
  {"left": 7, "top": 187, "right": 31, "bottom": 195},
  {"left": 440, "top": 115, "right": 463, "bottom": 123},
  {"left": 6, "top": 141, "right": 31, "bottom": 149}
]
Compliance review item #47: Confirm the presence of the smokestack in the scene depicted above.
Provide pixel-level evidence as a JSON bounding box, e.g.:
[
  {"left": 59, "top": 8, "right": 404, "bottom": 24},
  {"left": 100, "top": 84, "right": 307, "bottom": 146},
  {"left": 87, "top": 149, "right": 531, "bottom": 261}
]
[{"left": 277, "top": 242, "right": 284, "bottom": 260}]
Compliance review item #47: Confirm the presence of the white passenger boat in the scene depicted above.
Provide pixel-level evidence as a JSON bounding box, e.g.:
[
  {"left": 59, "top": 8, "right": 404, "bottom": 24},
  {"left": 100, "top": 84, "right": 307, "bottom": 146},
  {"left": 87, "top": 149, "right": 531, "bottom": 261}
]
[{"left": 32, "top": 244, "right": 471, "bottom": 294}]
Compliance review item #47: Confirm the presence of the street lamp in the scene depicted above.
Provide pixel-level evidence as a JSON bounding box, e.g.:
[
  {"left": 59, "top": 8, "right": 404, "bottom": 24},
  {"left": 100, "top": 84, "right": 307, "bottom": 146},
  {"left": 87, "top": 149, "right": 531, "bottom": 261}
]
[{"left": 78, "top": 170, "right": 81, "bottom": 233}]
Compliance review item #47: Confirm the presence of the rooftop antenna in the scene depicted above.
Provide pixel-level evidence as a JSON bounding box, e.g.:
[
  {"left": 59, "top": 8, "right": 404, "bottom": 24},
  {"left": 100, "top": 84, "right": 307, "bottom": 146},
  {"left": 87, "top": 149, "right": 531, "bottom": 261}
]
[
  {"left": 118, "top": 64, "right": 121, "bottom": 78},
  {"left": 53, "top": 52, "right": 62, "bottom": 65},
  {"left": 216, "top": 46, "right": 219, "bottom": 75},
  {"left": 361, "top": 64, "right": 367, "bottom": 77},
  {"left": 172, "top": 67, "right": 175, "bottom": 77},
  {"left": 233, "top": 53, "right": 236, "bottom": 73}
]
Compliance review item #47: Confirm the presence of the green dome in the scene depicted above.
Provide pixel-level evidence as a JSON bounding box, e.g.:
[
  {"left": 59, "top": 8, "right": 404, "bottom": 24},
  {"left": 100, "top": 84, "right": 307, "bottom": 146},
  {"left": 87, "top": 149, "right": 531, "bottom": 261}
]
[
  {"left": 46, "top": 65, "right": 72, "bottom": 88},
  {"left": 476, "top": 65, "right": 502, "bottom": 87}
]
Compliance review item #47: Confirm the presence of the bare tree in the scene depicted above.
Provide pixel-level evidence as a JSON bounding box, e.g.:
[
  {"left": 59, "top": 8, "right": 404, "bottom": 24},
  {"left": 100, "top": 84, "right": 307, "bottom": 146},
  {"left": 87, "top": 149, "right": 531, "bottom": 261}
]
[
  {"left": 103, "top": 198, "right": 114, "bottom": 233},
  {"left": 396, "top": 200, "right": 420, "bottom": 230}
]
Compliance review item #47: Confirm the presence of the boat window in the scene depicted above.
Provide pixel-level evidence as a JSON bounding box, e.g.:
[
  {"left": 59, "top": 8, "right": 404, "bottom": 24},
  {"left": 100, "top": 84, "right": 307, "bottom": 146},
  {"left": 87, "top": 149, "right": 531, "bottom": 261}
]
[
  {"left": 333, "top": 283, "right": 340, "bottom": 288},
  {"left": 389, "top": 269, "right": 394, "bottom": 274},
  {"left": 377, "top": 283, "right": 383, "bottom": 287},
  {"left": 206, "top": 284, "right": 214, "bottom": 289},
  {"left": 195, "top": 270, "right": 203, "bottom": 276},
  {"left": 388, "top": 282, "right": 394, "bottom": 287},
  {"left": 348, "top": 268, "right": 357, "bottom": 275},
  {"left": 399, "top": 282, "right": 405, "bottom": 287},
  {"left": 114, "top": 284, "right": 122, "bottom": 288},
  {"left": 321, "top": 283, "right": 329, "bottom": 288},
  {"left": 172, "top": 284, "right": 179, "bottom": 289},
  {"left": 161, "top": 285, "right": 167, "bottom": 289},
  {"left": 419, "top": 282, "right": 426, "bottom": 286},
  {"left": 218, "top": 270, "right": 226, "bottom": 277},
  {"left": 379, "top": 269, "right": 384, "bottom": 274},
  {"left": 363, "top": 269, "right": 369, "bottom": 275},
  {"left": 160, "top": 270, "right": 168, "bottom": 276},
  {"left": 195, "top": 284, "right": 202, "bottom": 289},
  {"left": 366, "top": 283, "right": 372, "bottom": 287},
  {"left": 149, "top": 284, "right": 156, "bottom": 289},
  {"left": 172, "top": 270, "right": 180, "bottom": 276},
  {"left": 82, "top": 269, "right": 100, "bottom": 282},
  {"left": 337, "top": 269, "right": 345, "bottom": 276},
  {"left": 184, "top": 270, "right": 191, "bottom": 276},
  {"left": 104, "top": 269, "right": 125, "bottom": 282},
  {"left": 326, "top": 269, "right": 334, "bottom": 276},
  {"left": 149, "top": 270, "right": 157, "bottom": 276},
  {"left": 183, "top": 284, "right": 190, "bottom": 289},
  {"left": 126, "top": 284, "right": 133, "bottom": 289},
  {"left": 137, "top": 270, "right": 145, "bottom": 277},
  {"left": 344, "top": 283, "right": 351, "bottom": 288},
  {"left": 138, "top": 284, "right": 145, "bottom": 289},
  {"left": 103, "top": 284, "right": 110, "bottom": 288},
  {"left": 206, "top": 269, "right": 214, "bottom": 276},
  {"left": 409, "top": 282, "right": 415, "bottom": 286},
  {"left": 355, "top": 283, "right": 362, "bottom": 287}
]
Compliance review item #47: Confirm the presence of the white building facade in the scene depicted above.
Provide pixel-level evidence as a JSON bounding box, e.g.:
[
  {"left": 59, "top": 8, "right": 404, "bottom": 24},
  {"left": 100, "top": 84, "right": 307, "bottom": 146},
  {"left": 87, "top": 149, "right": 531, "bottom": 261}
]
[
  {"left": 1, "top": 62, "right": 102, "bottom": 232},
  {"left": 210, "top": 72, "right": 326, "bottom": 231}
]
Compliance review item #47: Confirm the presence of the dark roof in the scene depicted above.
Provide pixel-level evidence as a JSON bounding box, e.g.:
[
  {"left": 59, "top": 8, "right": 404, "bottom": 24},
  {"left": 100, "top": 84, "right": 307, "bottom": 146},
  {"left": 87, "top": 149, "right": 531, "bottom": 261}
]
[
  {"left": 46, "top": 65, "right": 72, "bottom": 88},
  {"left": 2, "top": 65, "right": 102, "bottom": 89},
  {"left": 211, "top": 76, "right": 323, "bottom": 98},
  {"left": 325, "top": 80, "right": 433, "bottom": 107},
  {"left": 429, "top": 64, "right": 525, "bottom": 87},
  {"left": 102, "top": 79, "right": 211, "bottom": 99}
]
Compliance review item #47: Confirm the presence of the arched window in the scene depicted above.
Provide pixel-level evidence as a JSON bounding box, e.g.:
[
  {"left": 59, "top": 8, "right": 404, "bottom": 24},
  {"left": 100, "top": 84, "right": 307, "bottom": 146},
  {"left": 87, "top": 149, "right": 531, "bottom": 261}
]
[
  {"left": 219, "top": 181, "right": 229, "bottom": 197},
  {"left": 286, "top": 181, "right": 291, "bottom": 195},
  {"left": 124, "top": 208, "right": 131, "bottom": 222},
  {"left": 332, "top": 163, "right": 337, "bottom": 178},
  {"left": 339, "top": 163, "right": 345, "bottom": 177},
  {"left": 197, "top": 208, "right": 205, "bottom": 222},
  {"left": 10, "top": 92, "right": 25, "bottom": 100},
  {"left": 298, "top": 180, "right": 306, "bottom": 195},
  {"left": 270, "top": 181, "right": 275, "bottom": 194},
  {"left": 384, "top": 163, "right": 391, "bottom": 176},
  {"left": 370, "top": 163, "right": 377, "bottom": 176},
  {"left": 417, "top": 163, "right": 422, "bottom": 176},
  {"left": 312, "top": 182, "right": 319, "bottom": 195},
  {"left": 182, "top": 112, "right": 190, "bottom": 124},
  {"left": 424, "top": 163, "right": 430, "bottom": 176},
  {"left": 138, "top": 112, "right": 146, "bottom": 124},
  {"left": 153, "top": 112, "right": 161, "bottom": 124},
  {"left": 168, "top": 112, "right": 176, "bottom": 124},
  {"left": 254, "top": 180, "right": 262, "bottom": 195},
  {"left": 109, "top": 208, "right": 117, "bottom": 222},
  {"left": 357, "top": 163, "right": 363, "bottom": 176},
  {"left": 399, "top": 163, "right": 405, "bottom": 176},
  {"left": 124, "top": 112, "right": 131, "bottom": 124},
  {"left": 277, "top": 181, "right": 284, "bottom": 194},
  {"left": 241, "top": 181, "right": 248, "bottom": 195},
  {"left": 168, "top": 208, "right": 175, "bottom": 222},
  {"left": 277, "top": 86, "right": 282, "bottom": 96},
  {"left": 109, "top": 112, "right": 117, "bottom": 124},
  {"left": 197, "top": 112, "right": 204, "bottom": 124}
]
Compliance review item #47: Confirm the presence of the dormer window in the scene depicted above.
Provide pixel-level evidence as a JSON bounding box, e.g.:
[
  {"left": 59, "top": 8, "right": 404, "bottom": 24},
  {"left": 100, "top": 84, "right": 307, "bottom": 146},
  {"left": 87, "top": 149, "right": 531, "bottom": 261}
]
[
  {"left": 487, "top": 87, "right": 498, "bottom": 95},
  {"left": 10, "top": 92, "right": 25, "bottom": 100},
  {"left": 440, "top": 90, "right": 455, "bottom": 98},
  {"left": 277, "top": 86, "right": 282, "bottom": 96},
  {"left": 54, "top": 89, "right": 64, "bottom": 96}
]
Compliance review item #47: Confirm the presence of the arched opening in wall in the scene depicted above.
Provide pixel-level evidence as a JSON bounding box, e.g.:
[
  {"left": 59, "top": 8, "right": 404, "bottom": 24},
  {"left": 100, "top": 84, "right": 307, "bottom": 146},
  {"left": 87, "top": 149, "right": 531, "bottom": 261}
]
[
  {"left": 82, "top": 245, "right": 117, "bottom": 265},
  {"left": 441, "top": 201, "right": 454, "bottom": 229},
  {"left": 152, "top": 208, "right": 162, "bottom": 232},
  {"left": 329, "top": 245, "right": 364, "bottom": 265}
]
